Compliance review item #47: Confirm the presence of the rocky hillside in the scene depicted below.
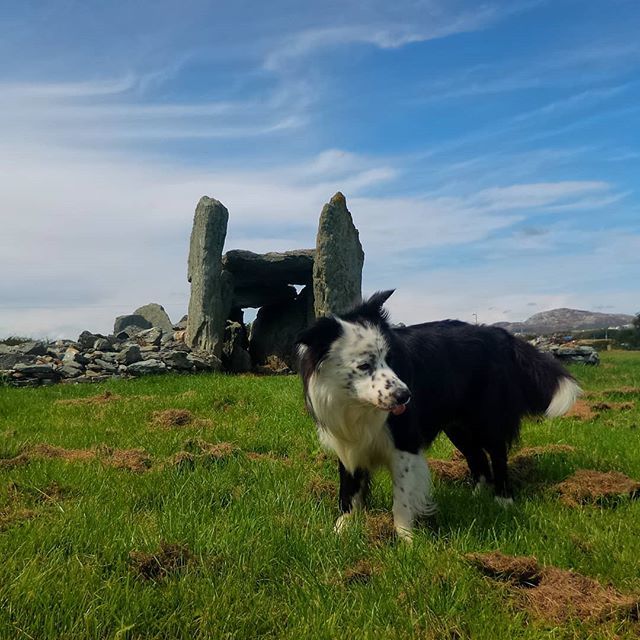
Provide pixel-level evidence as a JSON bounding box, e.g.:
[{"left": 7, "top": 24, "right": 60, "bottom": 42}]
[{"left": 494, "top": 308, "right": 634, "bottom": 335}]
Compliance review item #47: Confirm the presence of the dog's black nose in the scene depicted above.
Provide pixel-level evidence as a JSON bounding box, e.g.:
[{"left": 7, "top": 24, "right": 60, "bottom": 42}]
[{"left": 394, "top": 389, "right": 411, "bottom": 405}]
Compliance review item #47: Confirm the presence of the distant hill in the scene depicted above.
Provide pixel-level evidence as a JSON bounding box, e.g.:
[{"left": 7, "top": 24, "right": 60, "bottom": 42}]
[{"left": 493, "top": 308, "right": 635, "bottom": 335}]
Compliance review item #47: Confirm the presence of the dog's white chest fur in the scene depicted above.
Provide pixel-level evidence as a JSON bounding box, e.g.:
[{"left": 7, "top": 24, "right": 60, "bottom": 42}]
[{"left": 308, "top": 373, "right": 394, "bottom": 473}]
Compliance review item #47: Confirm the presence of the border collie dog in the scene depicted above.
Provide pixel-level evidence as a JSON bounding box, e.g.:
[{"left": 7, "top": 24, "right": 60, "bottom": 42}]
[{"left": 297, "top": 290, "right": 580, "bottom": 541}]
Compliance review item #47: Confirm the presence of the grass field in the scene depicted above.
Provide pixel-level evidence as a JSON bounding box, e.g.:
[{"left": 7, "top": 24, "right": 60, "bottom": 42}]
[{"left": 1, "top": 351, "right": 639, "bottom": 639}]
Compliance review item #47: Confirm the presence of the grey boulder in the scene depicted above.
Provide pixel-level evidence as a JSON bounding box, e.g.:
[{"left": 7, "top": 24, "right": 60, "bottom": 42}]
[{"left": 133, "top": 303, "right": 174, "bottom": 333}]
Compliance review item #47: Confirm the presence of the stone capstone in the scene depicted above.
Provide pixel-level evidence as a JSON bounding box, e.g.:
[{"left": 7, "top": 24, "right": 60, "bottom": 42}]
[
  {"left": 313, "top": 192, "right": 364, "bottom": 317},
  {"left": 185, "top": 197, "right": 230, "bottom": 357},
  {"left": 222, "top": 249, "right": 315, "bottom": 286},
  {"left": 231, "top": 283, "right": 297, "bottom": 309}
]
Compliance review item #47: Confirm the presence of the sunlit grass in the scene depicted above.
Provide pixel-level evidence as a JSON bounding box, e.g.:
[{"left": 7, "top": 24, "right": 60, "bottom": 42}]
[{"left": 1, "top": 353, "right": 639, "bottom": 639}]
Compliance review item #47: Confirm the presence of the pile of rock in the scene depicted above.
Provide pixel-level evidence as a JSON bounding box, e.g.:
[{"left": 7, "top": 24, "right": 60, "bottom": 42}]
[
  {"left": 2, "top": 191, "right": 367, "bottom": 385},
  {"left": 531, "top": 338, "right": 600, "bottom": 366},
  {"left": 1, "top": 304, "right": 220, "bottom": 387}
]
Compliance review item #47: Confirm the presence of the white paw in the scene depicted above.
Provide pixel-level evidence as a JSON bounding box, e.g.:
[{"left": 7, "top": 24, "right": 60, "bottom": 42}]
[
  {"left": 395, "top": 525, "right": 414, "bottom": 544},
  {"left": 334, "top": 513, "right": 353, "bottom": 534},
  {"left": 494, "top": 496, "right": 514, "bottom": 507},
  {"left": 473, "top": 476, "right": 488, "bottom": 495}
]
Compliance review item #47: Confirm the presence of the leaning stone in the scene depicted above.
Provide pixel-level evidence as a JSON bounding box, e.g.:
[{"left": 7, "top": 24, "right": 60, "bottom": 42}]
[
  {"left": 313, "top": 192, "right": 364, "bottom": 317},
  {"left": 113, "top": 314, "right": 152, "bottom": 335},
  {"left": 133, "top": 303, "right": 174, "bottom": 333},
  {"left": 116, "top": 345, "right": 142, "bottom": 365},
  {"left": 185, "top": 196, "right": 230, "bottom": 357},
  {"left": 223, "top": 249, "right": 315, "bottom": 286},
  {"left": 127, "top": 359, "right": 167, "bottom": 375}
]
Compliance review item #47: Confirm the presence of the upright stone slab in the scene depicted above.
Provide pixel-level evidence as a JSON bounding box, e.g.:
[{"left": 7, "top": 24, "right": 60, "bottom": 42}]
[
  {"left": 313, "top": 192, "right": 364, "bottom": 317},
  {"left": 185, "top": 197, "right": 229, "bottom": 356}
]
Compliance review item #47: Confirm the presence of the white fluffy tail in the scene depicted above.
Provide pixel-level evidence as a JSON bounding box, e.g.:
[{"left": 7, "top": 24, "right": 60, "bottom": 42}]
[{"left": 545, "top": 376, "right": 582, "bottom": 418}]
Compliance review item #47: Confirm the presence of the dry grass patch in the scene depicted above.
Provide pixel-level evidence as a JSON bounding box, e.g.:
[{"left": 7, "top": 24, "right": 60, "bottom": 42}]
[
  {"left": 565, "top": 400, "right": 597, "bottom": 421},
  {"left": 365, "top": 512, "right": 396, "bottom": 547},
  {"left": 555, "top": 469, "right": 640, "bottom": 506},
  {"left": 429, "top": 457, "right": 470, "bottom": 483},
  {"left": 342, "top": 559, "right": 378, "bottom": 585},
  {"left": 590, "top": 401, "right": 634, "bottom": 411},
  {"left": 306, "top": 476, "right": 336, "bottom": 501},
  {"left": 466, "top": 551, "right": 639, "bottom": 623},
  {"left": 0, "top": 506, "right": 37, "bottom": 531},
  {"left": 245, "top": 450, "right": 292, "bottom": 465},
  {"left": 129, "top": 542, "right": 193, "bottom": 581},
  {"left": 429, "top": 444, "right": 576, "bottom": 485},
  {"left": 0, "top": 443, "right": 152, "bottom": 472},
  {"left": 150, "top": 408, "right": 195, "bottom": 428}
]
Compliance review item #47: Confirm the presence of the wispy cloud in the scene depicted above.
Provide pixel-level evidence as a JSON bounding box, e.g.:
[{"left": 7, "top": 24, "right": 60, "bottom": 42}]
[{"left": 263, "top": 1, "right": 541, "bottom": 71}]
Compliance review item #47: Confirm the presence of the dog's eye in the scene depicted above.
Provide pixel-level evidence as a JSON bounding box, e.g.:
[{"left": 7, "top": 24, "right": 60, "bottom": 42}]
[{"left": 357, "top": 363, "right": 372, "bottom": 372}]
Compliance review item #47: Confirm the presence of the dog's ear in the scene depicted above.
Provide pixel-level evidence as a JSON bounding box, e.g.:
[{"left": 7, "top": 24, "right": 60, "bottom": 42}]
[
  {"left": 365, "top": 290, "right": 395, "bottom": 310},
  {"left": 296, "top": 316, "right": 343, "bottom": 366}
]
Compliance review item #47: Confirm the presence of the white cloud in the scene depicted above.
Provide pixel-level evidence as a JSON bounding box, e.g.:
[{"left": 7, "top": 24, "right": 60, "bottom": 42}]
[{"left": 0, "top": 137, "right": 630, "bottom": 338}]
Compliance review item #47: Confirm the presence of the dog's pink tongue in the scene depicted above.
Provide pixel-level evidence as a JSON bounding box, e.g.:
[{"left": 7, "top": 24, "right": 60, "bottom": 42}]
[{"left": 391, "top": 404, "right": 407, "bottom": 416}]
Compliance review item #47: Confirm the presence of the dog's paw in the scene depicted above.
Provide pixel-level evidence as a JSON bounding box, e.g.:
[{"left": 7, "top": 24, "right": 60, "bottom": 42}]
[
  {"left": 334, "top": 513, "right": 353, "bottom": 534},
  {"left": 494, "top": 496, "right": 514, "bottom": 507},
  {"left": 394, "top": 525, "right": 414, "bottom": 544}
]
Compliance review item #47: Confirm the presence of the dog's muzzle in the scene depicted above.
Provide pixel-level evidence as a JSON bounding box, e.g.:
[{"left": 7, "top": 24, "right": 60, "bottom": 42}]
[{"left": 389, "top": 389, "right": 411, "bottom": 415}]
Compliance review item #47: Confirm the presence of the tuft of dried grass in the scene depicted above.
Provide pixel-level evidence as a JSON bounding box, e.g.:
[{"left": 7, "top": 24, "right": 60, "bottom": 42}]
[
  {"left": 466, "top": 551, "right": 639, "bottom": 622},
  {"left": 554, "top": 469, "right": 640, "bottom": 506}
]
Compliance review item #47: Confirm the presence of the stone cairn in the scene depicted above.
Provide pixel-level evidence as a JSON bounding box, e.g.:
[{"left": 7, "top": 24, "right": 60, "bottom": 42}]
[{"left": 0, "top": 193, "right": 364, "bottom": 386}]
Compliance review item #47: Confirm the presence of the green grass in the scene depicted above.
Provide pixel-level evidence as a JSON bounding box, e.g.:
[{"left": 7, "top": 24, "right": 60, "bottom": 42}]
[{"left": 1, "top": 352, "right": 639, "bottom": 639}]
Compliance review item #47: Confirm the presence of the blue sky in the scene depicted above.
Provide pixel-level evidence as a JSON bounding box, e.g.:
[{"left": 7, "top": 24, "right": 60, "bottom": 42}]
[{"left": 1, "top": 0, "right": 639, "bottom": 337}]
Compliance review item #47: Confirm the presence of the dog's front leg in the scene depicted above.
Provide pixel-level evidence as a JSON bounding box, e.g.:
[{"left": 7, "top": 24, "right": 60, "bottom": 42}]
[
  {"left": 334, "top": 461, "right": 370, "bottom": 533},
  {"left": 391, "top": 450, "right": 436, "bottom": 542}
]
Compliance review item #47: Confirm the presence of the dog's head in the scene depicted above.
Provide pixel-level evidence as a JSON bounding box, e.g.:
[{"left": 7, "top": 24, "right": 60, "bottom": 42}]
[{"left": 297, "top": 290, "right": 411, "bottom": 415}]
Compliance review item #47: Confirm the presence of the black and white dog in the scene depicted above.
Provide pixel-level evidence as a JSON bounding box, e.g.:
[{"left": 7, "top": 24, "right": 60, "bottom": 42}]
[{"left": 297, "top": 290, "right": 580, "bottom": 541}]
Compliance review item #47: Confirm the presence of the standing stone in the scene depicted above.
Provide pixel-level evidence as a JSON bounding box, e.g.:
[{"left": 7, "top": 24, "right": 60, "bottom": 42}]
[
  {"left": 313, "top": 192, "right": 364, "bottom": 317},
  {"left": 134, "top": 303, "right": 174, "bottom": 333},
  {"left": 185, "top": 197, "right": 230, "bottom": 357}
]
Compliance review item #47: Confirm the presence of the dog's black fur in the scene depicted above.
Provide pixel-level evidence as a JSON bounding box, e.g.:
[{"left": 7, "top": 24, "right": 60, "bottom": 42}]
[{"left": 298, "top": 291, "right": 578, "bottom": 508}]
